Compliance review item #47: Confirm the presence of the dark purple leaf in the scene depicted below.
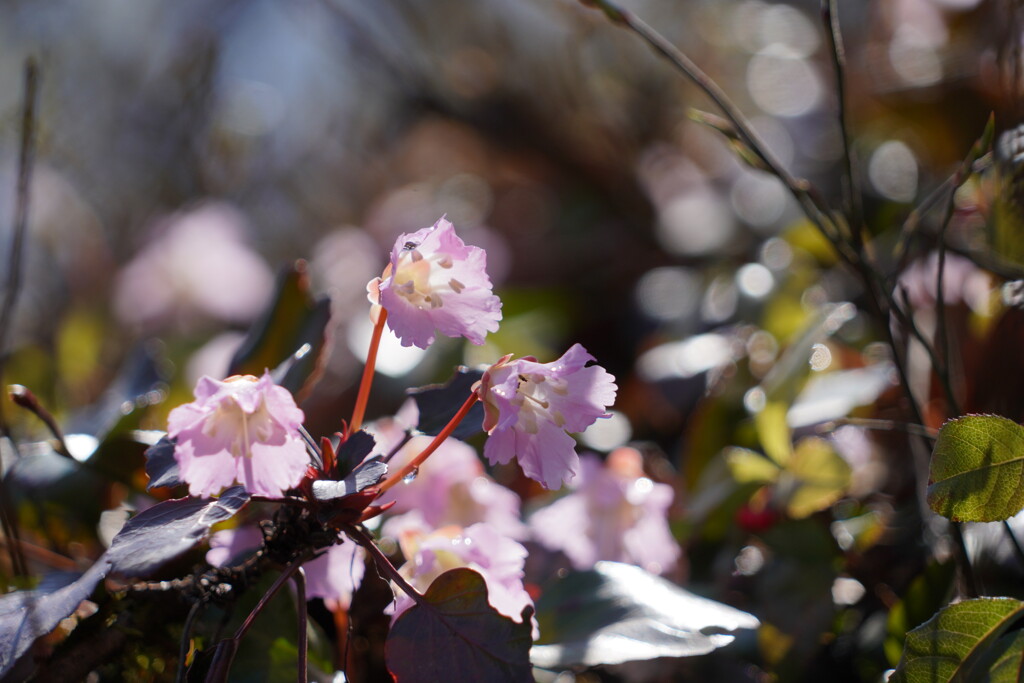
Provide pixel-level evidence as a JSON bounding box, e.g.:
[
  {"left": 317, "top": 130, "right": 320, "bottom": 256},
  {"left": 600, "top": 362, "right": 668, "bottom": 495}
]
[
  {"left": 228, "top": 261, "right": 332, "bottom": 399},
  {"left": 386, "top": 568, "right": 533, "bottom": 682},
  {"left": 408, "top": 368, "right": 484, "bottom": 440},
  {"left": 312, "top": 457, "right": 387, "bottom": 502},
  {"left": 143, "top": 435, "right": 181, "bottom": 490},
  {"left": 334, "top": 430, "right": 376, "bottom": 480},
  {"left": 0, "top": 555, "right": 112, "bottom": 677},
  {"left": 107, "top": 487, "right": 250, "bottom": 577}
]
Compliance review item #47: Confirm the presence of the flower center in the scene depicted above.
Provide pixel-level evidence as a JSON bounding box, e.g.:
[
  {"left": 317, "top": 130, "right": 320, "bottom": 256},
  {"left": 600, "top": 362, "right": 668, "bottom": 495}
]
[
  {"left": 512, "top": 373, "right": 569, "bottom": 433},
  {"left": 202, "top": 393, "right": 276, "bottom": 458},
  {"left": 391, "top": 244, "right": 463, "bottom": 310}
]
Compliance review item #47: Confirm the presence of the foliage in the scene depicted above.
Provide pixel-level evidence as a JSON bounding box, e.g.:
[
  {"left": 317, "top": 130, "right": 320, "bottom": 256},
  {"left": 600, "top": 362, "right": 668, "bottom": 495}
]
[{"left": 1, "top": 0, "right": 1023, "bottom": 681}]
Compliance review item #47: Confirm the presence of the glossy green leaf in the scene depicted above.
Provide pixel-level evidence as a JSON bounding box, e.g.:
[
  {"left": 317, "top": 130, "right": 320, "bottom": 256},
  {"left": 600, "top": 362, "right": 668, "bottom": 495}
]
[
  {"left": 228, "top": 260, "right": 331, "bottom": 399},
  {"left": 531, "top": 561, "right": 759, "bottom": 669},
  {"left": 891, "top": 598, "right": 1024, "bottom": 683},
  {"left": 927, "top": 415, "right": 1024, "bottom": 522}
]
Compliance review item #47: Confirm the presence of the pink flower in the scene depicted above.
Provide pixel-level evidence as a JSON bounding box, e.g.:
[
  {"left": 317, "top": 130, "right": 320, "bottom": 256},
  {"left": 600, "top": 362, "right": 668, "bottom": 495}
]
[
  {"left": 529, "top": 448, "right": 680, "bottom": 575},
  {"left": 378, "top": 435, "right": 526, "bottom": 539},
  {"left": 207, "top": 527, "right": 364, "bottom": 609},
  {"left": 390, "top": 521, "right": 535, "bottom": 635},
  {"left": 303, "top": 541, "right": 365, "bottom": 609},
  {"left": 368, "top": 217, "right": 501, "bottom": 348},
  {"left": 168, "top": 372, "right": 309, "bottom": 497},
  {"left": 114, "top": 202, "right": 274, "bottom": 332},
  {"left": 476, "top": 344, "right": 617, "bottom": 490}
]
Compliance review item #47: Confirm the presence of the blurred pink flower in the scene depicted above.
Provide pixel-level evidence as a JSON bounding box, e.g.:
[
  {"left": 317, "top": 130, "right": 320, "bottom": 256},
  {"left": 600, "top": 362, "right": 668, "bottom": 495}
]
[
  {"left": 368, "top": 217, "right": 501, "bottom": 348},
  {"left": 391, "top": 521, "right": 535, "bottom": 635},
  {"left": 477, "top": 344, "right": 617, "bottom": 489},
  {"left": 303, "top": 540, "right": 365, "bottom": 609},
  {"left": 529, "top": 448, "right": 680, "bottom": 575},
  {"left": 206, "top": 525, "right": 263, "bottom": 567},
  {"left": 114, "top": 202, "right": 274, "bottom": 331},
  {"left": 206, "top": 526, "right": 364, "bottom": 609},
  {"left": 379, "top": 434, "right": 526, "bottom": 539},
  {"left": 168, "top": 372, "right": 309, "bottom": 497}
]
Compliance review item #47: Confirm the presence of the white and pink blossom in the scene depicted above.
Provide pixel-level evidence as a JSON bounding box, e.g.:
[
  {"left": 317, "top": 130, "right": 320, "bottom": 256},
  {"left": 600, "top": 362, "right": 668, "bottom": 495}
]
[
  {"left": 379, "top": 435, "right": 526, "bottom": 539},
  {"left": 368, "top": 217, "right": 501, "bottom": 349},
  {"left": 529, "top": 448, "right": 680, "bottom": 575},
  {"left": 390, "top": 521, "right": 535, "bottom": 635},
  {"left": 168, "top": 372, "right": 309, "bottom": 498},
  {"left": 477, "top": 344, "right": 617, "bottom": 489}
]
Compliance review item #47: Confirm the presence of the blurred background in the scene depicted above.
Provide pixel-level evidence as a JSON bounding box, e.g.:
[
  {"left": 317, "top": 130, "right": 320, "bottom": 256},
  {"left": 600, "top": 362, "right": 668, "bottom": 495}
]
[
  {"left": 0, "top": 0, "right": 1012, "bottom": 436},
  {"left": 0, "top": 0, "right": 1022, "bottom": 678}
]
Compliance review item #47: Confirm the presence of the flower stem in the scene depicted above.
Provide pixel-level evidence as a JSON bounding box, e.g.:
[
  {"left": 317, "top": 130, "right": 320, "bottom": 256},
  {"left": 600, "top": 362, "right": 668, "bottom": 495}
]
[
  {"left": 377, "top": 393, "right": 478, "bottom": 494},
  {"left": 349, "top": 308, "right": 388, "bottom": 434},
  {"left": 292, "top": 568, "right": 308, "bottom": 683},
  {"left": 343, "top": 523, "right": 425, "bottom": 607}
]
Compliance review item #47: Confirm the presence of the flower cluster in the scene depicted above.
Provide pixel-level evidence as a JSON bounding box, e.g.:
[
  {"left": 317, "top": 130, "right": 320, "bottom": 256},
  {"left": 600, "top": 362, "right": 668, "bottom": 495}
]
[{"left": 159, "top": 216, "right": 642, "bottom": 661}]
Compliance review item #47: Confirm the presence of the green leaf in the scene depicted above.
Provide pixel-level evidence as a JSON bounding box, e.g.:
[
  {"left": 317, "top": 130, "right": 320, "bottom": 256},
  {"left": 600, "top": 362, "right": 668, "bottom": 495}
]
[
  {"left": 885, "top": 561, "right": 956, "bottom": 666},
  {"left": 891, "top": 598, "right": 1024, "bottom": 683},
  {"left": 755, "top": 402, "right": 792, "bottom": 467},
  {"left": 228, "top": 261, "right": 332, "bottom": 399},
  {"left": 979, "top": 629, "right": 1024, "bottom": 683},
  {"left": 531, "top": 561, "right": 759, "bottom": 668},
  {"left": 725, "top": 447, "right": 781, "bottom": 485},
  {"left": 927, "top": 415, "right": 1024, "bottom": 522},
  {"left": 386, "top": 568, "right": 534, "bottom": 682},
  {"left": 779, "top": 437, "right": 851, "bottom": 519}
]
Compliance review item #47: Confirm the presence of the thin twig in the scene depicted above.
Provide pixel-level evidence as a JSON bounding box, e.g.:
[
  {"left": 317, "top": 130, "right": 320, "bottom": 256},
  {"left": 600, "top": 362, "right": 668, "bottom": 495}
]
[
  {"left": 892, "top": 153, "right": 993, "bottom": 271},
  {"left": 0, "top": 60, "right": 39, "bottom": 579},
  {"left": 822, "top": 0, "right": 863, "bottom": 245},
  {"left": 815, "top": 417, "right": 938, "bottom": 440},
  {"left": 0, "top": 59, "right": 39, "bottom": 425},
  {"left": 581, "top": 0, "right": 848, "bottom": 257},
  {"left": 933, "top": 172, "right": 958, "bottom": 415},
  {"left": 892, "top": 286, "right": 959, "bottom": 413}
]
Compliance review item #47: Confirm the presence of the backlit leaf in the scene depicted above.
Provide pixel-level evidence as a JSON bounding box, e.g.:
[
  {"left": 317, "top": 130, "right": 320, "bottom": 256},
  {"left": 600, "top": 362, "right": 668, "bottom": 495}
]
[
  {"left": 755, "top": 401, "right": 792, "bottom": 467},
  {"left": 725, "top": 447, "right": 780, "bottom": 485},
  {"left": 779, "top": 437, "right": 851, "bottom": 519},
  {"left": 891, "top": 598, "right": 1024, "bottom": 683},
  {"left": 927, "top": 415, "right": 1024, "bottom": 522}
]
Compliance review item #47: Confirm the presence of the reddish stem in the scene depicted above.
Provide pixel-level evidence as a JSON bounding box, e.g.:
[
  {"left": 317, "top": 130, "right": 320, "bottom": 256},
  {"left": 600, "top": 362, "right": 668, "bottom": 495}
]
[
  {"left": 377, "top": 393, "right": 478, "bottom": 494},
  {"left": 349, "top": 308, "right": 388, "bottom": 434}
]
